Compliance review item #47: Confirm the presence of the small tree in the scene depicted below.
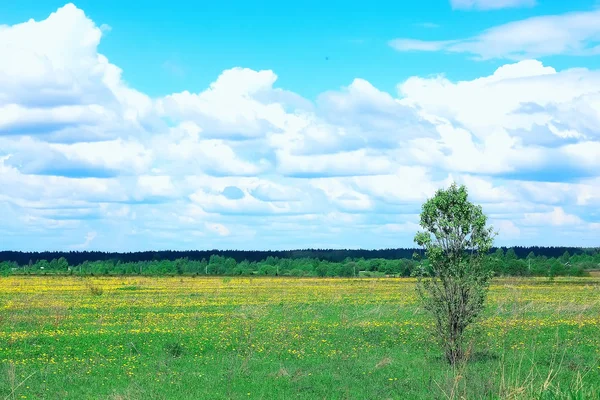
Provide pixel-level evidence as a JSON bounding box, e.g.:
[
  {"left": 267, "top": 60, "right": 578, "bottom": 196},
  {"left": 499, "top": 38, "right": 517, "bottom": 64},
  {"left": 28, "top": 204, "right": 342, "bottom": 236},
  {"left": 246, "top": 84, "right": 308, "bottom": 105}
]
[{"left": 414, "top": 183, "right": 495, "bottom": 365}]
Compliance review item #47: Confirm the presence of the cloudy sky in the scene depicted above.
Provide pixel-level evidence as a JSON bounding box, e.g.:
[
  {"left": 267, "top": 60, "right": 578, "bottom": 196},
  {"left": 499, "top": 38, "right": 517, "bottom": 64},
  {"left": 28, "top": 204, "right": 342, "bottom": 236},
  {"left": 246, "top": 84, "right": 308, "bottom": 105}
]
[{"left": 1, "top": 0, "right": 599, "bottom": 251}]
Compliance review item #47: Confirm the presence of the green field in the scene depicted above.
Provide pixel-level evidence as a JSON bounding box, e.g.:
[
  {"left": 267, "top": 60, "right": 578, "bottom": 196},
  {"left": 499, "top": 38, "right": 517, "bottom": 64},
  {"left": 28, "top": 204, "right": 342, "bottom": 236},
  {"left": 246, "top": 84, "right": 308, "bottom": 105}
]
[{"left": 1, "top": 276, "right": 600, "bottom": 399}]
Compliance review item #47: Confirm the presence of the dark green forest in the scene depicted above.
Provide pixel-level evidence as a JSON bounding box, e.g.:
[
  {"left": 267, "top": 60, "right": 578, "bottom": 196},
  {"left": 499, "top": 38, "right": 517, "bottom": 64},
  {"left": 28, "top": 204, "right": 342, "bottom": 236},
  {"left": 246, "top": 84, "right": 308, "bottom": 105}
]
[{"left": 1, "top": 247, "right": 598, "bottom": 277}]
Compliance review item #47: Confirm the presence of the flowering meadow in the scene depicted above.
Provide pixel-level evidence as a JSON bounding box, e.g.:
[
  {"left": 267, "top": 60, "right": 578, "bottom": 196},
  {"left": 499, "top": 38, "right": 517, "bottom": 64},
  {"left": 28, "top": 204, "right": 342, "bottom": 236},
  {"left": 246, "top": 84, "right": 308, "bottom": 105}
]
[{"left": 1, "top": 276, "right": 599, "bottom": 399}]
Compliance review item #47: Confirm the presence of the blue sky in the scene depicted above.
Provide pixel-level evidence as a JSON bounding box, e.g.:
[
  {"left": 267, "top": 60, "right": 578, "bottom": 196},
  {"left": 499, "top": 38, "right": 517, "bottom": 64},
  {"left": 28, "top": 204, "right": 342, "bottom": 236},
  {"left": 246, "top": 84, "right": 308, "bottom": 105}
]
[
  {"left": 0, "top": 0, "right": 599, "bottom": 251},
  {"left": 2, "top": 0, "right": 597, "bottom": 98}
]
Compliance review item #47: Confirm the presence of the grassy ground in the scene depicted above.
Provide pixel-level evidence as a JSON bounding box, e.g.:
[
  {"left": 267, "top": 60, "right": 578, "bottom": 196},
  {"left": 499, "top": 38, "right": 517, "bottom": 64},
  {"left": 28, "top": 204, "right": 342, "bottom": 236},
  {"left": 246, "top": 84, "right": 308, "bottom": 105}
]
[{"left": 1, "top": 276, "right": 599, "bottom": 399}]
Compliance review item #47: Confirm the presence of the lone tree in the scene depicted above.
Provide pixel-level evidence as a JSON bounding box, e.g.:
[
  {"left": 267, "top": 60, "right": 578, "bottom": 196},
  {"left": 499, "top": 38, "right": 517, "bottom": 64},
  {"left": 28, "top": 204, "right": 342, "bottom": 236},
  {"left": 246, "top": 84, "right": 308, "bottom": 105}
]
[{"left": 414, "top": 183, "right": 495, "bottom": 365}]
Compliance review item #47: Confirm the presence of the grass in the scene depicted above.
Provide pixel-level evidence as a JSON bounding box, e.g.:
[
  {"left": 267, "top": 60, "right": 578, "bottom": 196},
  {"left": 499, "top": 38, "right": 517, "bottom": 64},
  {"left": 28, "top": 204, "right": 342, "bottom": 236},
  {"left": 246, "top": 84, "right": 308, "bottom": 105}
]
[{"left": 1, "top": 276, "right": 599, "bottom": 399}]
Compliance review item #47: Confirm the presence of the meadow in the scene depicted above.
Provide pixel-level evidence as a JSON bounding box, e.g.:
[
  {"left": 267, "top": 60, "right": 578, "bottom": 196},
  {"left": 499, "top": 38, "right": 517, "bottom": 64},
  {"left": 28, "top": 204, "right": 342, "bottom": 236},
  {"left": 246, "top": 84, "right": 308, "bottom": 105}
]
[{"left": 1, "top": 276, "right": 599, "bottom": 399}]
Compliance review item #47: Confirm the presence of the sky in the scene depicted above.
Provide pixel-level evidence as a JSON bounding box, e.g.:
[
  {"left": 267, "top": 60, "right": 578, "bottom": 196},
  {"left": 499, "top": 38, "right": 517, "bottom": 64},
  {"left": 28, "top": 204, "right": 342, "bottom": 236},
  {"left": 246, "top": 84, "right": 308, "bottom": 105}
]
[{"left": 0, "top": 0, "right": 599, "bottom": 251}]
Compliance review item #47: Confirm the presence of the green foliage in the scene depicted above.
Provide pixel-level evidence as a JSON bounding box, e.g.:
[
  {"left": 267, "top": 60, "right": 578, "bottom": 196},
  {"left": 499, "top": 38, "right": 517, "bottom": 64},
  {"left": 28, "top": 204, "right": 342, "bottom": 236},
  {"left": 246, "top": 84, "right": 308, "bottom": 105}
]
[
  {"left": 3, "top": 246, "right": 597, "bottom": 279},
  {"left": 414, "top": 183, "right": 495, "bottom": 365}
]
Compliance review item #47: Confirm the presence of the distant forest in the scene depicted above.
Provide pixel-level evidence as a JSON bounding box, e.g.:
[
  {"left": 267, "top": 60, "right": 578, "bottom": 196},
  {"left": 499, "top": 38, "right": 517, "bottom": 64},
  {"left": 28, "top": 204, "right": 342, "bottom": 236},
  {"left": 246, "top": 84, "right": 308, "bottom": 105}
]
[
  {"left": 1, "top": 247, "right": 599, "bottom": 278},
  {"left": 1, "top": 246, "right": 598, "bottom": 265}
]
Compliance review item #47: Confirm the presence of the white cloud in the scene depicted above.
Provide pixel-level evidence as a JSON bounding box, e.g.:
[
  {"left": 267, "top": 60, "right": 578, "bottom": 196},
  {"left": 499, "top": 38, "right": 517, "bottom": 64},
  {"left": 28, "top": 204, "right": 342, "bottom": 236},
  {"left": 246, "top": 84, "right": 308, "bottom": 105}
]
[
  {"left": 351, "top": 166, "right": 442, "bottom": 204},
  {"left": 162, "top": 137, "right": 269, "bottom": 176},
  {"left": 51, "top": 139, "right": 153, "bottom": 174},
  {"left": 0, "top": 4, "right": 101, "bottom": 85},
  {"left": 186, "top": 177, "right": 316, "bottom": 216},
  {"left": 390, "top": 9, "right": 600, "bottom": 60},
  {"left": 249, "top": 181, "right": 304, "bottom": 202},
  {"left": 277, "top": 149, "right": 394, "bottom": 177},
  {"left": 399, "top": 60, "right": 560, "bottom": 136},
  {"left": 0, "top": 136, "right": 153, "bottom": 177},
  {"left": 0, "top": 104, "right": 113, "bottom": 134},
  {"left": 574, "top": 178, "right": 600, "bottom": 206},
  {"left": 190, "top": 188, "right": 274, "bottom": 215},
  {"left": 309, "top": 179, "right": 373, "bottom": 212},
  {"left": 450, "top": 0, "right": 536, "bottom": 10},
  {"left": 396, "top": 60, "right": 600, "bottom": 176},
  {"left": 0, "top": 157, "right": 126, "bottom": 203},
  {"left": 454, "top": 175, "right": 516, "bottom": 203},
  {"left": 156, "top": 68, "right": 289, "bottom": 139},
  {"left": 561, "top": 141, "right": 600, "bottom": 168},
  {"left": 316, "top": 78, "right": 437, "bottom": 146},
  {"left": 136, "top": 175, "right": 176, "bottom": 198},
  {"left": 523, "top": 207, "right": 583, "bottom": 226},
  {"left": 1, "top": 4, "right": 599, "bottom": 250},
  {"left": 408, "top": 124, "right": 546, "bottom": 175},
  {"left": 0, "top": 2, "right": 153, "bottom": 161}
]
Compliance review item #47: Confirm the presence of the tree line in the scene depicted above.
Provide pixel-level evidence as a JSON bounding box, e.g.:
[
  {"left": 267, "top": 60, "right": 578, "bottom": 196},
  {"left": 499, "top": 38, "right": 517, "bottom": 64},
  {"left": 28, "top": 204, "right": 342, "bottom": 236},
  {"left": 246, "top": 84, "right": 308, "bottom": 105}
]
[
  {"left": 1, "top": 248, "right": 598, "bottom": 277},
  {"left": 0, "top": 246, "right": 597, "bottom": 265}
]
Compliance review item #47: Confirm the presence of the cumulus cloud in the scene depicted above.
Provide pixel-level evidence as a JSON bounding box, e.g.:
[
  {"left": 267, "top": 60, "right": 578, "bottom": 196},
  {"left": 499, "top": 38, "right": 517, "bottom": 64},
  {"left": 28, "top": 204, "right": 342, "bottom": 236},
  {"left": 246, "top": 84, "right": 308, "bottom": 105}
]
[
  {"left": 398, "top": 60, "right": 600, "bottom": 179},
  {"left": 1, "top": 4, "right": 599, "bottom": 250},
  {"left": 316, "top": 78, "right": 438, "bottom": 147},
  {"left": 351, "top": 166, "right": 444, "bottom": 205},
  {"left": 0, "top": 3, "right": 152, "bottom": 145},
  {"left": 390, "top": 9, "right": 600, "bottom": 60},
  {"left": 523, "top": 207, "right": 583, "bottom": 226},
  {"left": 158, "top": 136, "right": 270, "bottom": 177},
  {"left": 156, "top": 68, "right": 288, "bottom": 140},
  {"left": 188, "top": 177, "right": 316, "bottom": 216},
  {"left": 277, "top": 150, "right": 395, "bottom": 178}
]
